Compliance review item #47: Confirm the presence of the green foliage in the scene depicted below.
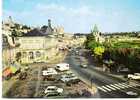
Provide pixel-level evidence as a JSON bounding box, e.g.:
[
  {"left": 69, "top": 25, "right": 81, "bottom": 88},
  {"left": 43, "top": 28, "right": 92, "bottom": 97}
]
[
  {"left": 85, "top": 34, "right": 103, "bottom": 50},
  {"left": 103, "top": 48, "right": 140, "bottom": 72},
  {"left": 87, "top": 41, "right": 97, "bottom": 49},
  {"left": 11, "top": 30, "right": 24, "bottom": 37},
  {"left": 112, "top": 40, "right": 140, "bottom": 49},
  {"left": 85, "top": 30, "right": 140, "bottom": 72},
  {"left": 22, "top": 25, "right": 30, "bottom": 29},
  {"left": 94, "top": 46, "right": 105, "bottom": 56},
  {"left": 10, "top": 23, "right": 30, "bottom": 37}
]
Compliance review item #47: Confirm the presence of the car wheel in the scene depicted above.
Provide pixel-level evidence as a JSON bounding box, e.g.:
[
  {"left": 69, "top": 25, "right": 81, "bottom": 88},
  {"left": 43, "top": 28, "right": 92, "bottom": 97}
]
[{"left": 128, "top": 77, "right": 132, "bottom": 80}]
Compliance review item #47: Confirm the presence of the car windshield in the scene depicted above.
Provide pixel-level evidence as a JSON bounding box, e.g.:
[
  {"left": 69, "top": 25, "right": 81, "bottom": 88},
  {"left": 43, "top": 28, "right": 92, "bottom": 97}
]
[
  {"left": 68, "top": 75, "right": 75, "bottom": 78},
  {"left": 47, "top": 88, "right": 56, "bottom": 91},
  {"left": 134, "top": 73, "right": 140, "bottom": 76},
  {"left": 57, "top": 66, "right": 60, "bottom": 68}
]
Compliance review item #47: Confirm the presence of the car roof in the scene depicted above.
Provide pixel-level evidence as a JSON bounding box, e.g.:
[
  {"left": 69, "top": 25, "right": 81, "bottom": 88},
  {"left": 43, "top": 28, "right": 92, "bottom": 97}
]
[
  {"left": 47, "top": 86, "right": 57, "bottom": 88},
  {"left": 65, "top": 71, "right": 73, "bottom": 74},
  {"left": 56, "top": 63, "right": 69, "bottom": 65},
  {"left": 134, "top": 73, "right": 140, "bottom": 75}
]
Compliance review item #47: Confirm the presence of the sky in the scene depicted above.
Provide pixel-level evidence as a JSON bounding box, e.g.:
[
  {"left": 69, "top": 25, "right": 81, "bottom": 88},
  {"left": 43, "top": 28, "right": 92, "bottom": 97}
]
[{"left": 3, "top": 0, "right": 140, "bottom": 33}]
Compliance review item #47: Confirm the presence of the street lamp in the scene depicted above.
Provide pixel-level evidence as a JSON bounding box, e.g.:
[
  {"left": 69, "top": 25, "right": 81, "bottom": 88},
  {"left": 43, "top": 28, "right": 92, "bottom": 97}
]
[{"left": 91, "top": 77, "right": 94, "bottom": 89}]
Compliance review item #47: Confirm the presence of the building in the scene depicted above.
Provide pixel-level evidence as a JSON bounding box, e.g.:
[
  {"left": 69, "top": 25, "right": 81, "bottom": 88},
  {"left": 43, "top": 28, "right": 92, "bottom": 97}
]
[
  {"left": 2, "top": 17, "right": 69, "bottom": 64},
  {"left": 2, "top": 16, "right": 87, "bottom": 65},
  {"left": 14, "top": 36, "right": 58, "bottom": 63},
  {"left": 91, "top": 24, "right": 105, "bottom": 43},
  {"left": 40, "top": 19, "right": 53, "bottom": 35}
]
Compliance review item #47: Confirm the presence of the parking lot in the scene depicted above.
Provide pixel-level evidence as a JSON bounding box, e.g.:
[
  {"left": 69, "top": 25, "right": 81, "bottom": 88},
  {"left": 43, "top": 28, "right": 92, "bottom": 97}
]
[
  {"left": 35, "top": 64, "right": 95, "bottom": 98},
  {"left": 3, "top": 59, "right": 95, "bottom": 98}
]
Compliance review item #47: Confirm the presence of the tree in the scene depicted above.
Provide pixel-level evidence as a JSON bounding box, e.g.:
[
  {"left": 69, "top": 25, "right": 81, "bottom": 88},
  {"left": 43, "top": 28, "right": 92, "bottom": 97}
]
[
  {"left": 94, "top": 46, "right": 105, "bottom": 56},
  {"left": 22, "top": 25, "right": 30, "bottom": 29}
]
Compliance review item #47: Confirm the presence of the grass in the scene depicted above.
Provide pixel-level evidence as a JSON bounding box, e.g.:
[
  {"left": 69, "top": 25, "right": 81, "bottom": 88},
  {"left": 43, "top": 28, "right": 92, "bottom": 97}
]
[{"left": 112, "top": 40, "right": 140, "bottom": 48}]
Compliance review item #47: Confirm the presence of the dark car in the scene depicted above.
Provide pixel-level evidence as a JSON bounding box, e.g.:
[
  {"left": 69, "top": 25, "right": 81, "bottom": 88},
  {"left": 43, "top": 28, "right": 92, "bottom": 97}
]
[{"left": 80, "top": 64, "right": 88, "bottom": 68}]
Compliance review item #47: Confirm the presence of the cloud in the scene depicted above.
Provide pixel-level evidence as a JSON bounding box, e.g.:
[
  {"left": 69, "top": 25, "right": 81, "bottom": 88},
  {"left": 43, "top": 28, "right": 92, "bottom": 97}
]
[
  {"left": 33, "top": 3, "right": 98, "bottom": 32},
  {"left": 35, "top": 3, "right": 95, "bottom": 17}
]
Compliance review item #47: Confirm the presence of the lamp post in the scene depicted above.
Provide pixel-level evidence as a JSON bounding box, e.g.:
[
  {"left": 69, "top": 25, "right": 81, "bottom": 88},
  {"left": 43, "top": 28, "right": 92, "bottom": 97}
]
[{"left": 91, "top": 77, "right": 94, "bottom": 89}]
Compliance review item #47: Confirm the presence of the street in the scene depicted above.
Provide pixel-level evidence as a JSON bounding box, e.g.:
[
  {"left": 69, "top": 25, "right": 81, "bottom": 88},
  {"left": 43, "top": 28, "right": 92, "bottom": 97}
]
[{"left": 64, "top": 48, "right": 140, "bottom": 98}]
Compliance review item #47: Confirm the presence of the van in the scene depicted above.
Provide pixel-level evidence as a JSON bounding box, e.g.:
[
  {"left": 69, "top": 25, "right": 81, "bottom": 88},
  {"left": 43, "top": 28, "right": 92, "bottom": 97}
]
[{"left": 55, "top": 63, "right": 69, "bottom": 71}]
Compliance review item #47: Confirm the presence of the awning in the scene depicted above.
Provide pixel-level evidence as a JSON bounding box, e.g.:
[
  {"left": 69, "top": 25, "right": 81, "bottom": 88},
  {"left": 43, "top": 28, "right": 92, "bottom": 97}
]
[
  {"left": 3, "top": 66, "right": 18, "bottom": 77},
  {"left": 3, "top": 67, "right": 12, "bottom": 77}
]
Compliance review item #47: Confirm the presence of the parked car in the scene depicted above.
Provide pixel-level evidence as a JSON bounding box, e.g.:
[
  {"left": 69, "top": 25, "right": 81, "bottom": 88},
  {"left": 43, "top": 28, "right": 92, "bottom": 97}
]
[
  {"left": 75, "top": 50, "right": 79, "bottom": 55},
  {"left": 44, "top": 86, "right": 63, "bottom": 96},
  {"left": 19, "top": 71, "right": 27, "bottom": 80},
  {"left": 60, "top": 72, "right": 78, "bottom": 83},
  {"left": 126, "top": 91, "right": 138, "bottom": 96},
  {"left": 66, "top": 79, "right": 80, "bottom": 86},
  {"left": 128, "top": 73, "right": 140, "bottom": 80},
  {"left": 80, "top": 64, "right": 87, "bottom": 68},
  {"left": 42, "top": 68, "right": 58, "bottom": 76},
  {"left": 43, "top": 75, "right": 56, "bottom": 81},
  {"left": 55, "top": 63, "right": 69, "bottom": 71}
]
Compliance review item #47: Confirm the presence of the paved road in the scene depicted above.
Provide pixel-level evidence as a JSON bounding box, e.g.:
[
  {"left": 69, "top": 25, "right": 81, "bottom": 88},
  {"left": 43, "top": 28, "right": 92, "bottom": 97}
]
[
  {"left": 34, "top": 65, "right": 42, "bottom": 97},
  {"left": 64, "top": 49, "right": 140, "bottom": 98}
]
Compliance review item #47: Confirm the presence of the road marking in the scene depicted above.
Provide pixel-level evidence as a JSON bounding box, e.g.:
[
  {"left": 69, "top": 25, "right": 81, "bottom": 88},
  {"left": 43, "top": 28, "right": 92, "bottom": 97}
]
[
  {"left": 132, "top": 82, "right": 140, "bottom": 86},
  {"left": 121, "top": 83, "right": 136, "bottom": 88},
  {"left": 97, "top": 87, "right": 107, "bottom": 92},
  {"left": 110, "top": 84, "right": 121, "bottom": 89},
  {"left": 97, "top": 82, "right": 140, "bottom": 93},
  {"left": 101, "top": 86, "right": 112, "bottom": 91},
  {"left": 113, "top": 83, "right": 127, "bottom": 89},
  {"left": 117, "top": 83, "right": 130, "bottom": 88},
  {"left": 105, "top": 85, "right": 116, "bottom": 90}
]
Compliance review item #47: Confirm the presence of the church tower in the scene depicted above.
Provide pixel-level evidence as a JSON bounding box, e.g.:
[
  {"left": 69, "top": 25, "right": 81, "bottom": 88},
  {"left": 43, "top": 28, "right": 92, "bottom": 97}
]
[
  {"left": 92, "top": 24, "right": 99, "bottom": 36},
  {"left": 91, "top": 24, "right": 103, "bottom": 42},
  {"left": 48, "top": 19, "right": 51, "bottom": 28},
  {"left": 92, "top": 24, "right": 100, "bottom": 41}
]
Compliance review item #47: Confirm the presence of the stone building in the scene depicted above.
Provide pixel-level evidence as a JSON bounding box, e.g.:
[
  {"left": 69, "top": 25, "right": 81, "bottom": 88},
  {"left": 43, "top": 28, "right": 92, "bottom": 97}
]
[
  {"left": 40, "top": 19, "right": 53, "bottom": 35},
  {"left": 14, "top": 36, "right": 58, "bottom": 64},
  {"left": 91, "top": 24, "right": 105, "bottom": 43},
  {"left": 2, "top": 17, "right": 67, "bottom": 64}
]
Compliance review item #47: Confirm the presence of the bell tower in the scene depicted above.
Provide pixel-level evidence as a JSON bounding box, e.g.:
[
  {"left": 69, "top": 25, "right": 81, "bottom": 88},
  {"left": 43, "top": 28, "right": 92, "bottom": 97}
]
[{"left": 91, "top": 24, "right": 101, "bottom": 42}]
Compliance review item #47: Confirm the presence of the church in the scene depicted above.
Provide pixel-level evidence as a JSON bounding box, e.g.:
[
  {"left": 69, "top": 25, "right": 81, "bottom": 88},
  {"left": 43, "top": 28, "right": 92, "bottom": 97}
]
[{"left": 91, "top": 24, "right": 105, "bottom": 43}]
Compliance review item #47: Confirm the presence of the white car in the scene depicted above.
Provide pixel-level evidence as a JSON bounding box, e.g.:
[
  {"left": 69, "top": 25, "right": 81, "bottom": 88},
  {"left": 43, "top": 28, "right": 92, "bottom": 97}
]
[
  {"left": 128, "top": 73, "right": 140, "bottom": 80},
  {"left": 42, "top": 68, "right": 58, "bottom": 76},
  {"left": 44, "top": 86, "right": 63, "bottom": 96},
  {"left": 55, "top": 63, "right": 69, "bottom": 71},
  {"left": 126, "top": 91, "right": 138, "bottom": 96},
  {"left": 60, "top": 72, "right": 78, "bottom": 82}
]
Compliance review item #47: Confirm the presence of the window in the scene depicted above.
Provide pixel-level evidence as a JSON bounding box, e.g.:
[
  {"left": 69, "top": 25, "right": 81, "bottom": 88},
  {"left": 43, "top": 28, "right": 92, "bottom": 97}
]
[
  {"left": 36, "top": 51, "right": 41, "bottom": 57},
  {"left": 2, "top": 35, "right": 8, "bottom": 43},
  {"left": 22, "top": 52, "right": 27, "bottom": 58},
  {"left": 16, "top": 52, "right": 22, "bottom": 61},
  {"left": 29, "top": 52, "right": 34, "bottom": 59}
]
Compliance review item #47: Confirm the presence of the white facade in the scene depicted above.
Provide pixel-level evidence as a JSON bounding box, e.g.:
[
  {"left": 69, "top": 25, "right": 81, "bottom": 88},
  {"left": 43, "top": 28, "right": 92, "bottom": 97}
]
[{"left": 14, "top": 36, "right": 59, "bottom": 63}]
